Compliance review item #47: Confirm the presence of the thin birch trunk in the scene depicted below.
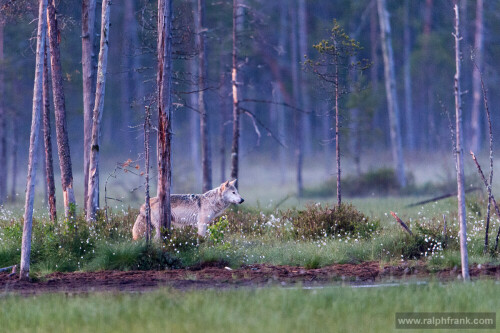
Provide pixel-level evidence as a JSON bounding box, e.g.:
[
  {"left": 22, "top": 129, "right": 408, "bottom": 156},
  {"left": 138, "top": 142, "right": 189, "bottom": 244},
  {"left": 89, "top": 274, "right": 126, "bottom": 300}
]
[
  {"left": 47, "top": 0, "right": 76, "bottom": 218},
  {"left": 43, "top": 44, "right": 56, "bottom": 222},
  {"left": 86, "top": 0, "right": 111, "bottom": 221},
  {"left": 453, "top": 3, "right": 470, "bottom": 281},
  {"left": 196, "top": 0, "right": 212, "bottom": 192},
  {"left": 403, "top": 0, "right": 415, "bottom": 151},
  {"left": 157, "top": 0, "right": 173, "bottom": 235},
  {"left": 0, "top": 20, "right": 5, "bottom": 205},
  {"left": 470, "top": 0, "right": 484, "bottom": 153},
  {"left": 20, "top": 0, "right": 47, "bottom": 280},
  {"left": 219, "top": 73, "right": 228, "bottom": 183},
  {"left": 377, "top": 0, "right": 406, "bottom": 187},
  {"left": 82, "top": 0, "right": 97, "bottom": 212},
  {"left": 335, "top": 57, "right": 340, "bottom": 206},
  {"left": 230, "top": 0, "right": 240, "bottom": 188}
]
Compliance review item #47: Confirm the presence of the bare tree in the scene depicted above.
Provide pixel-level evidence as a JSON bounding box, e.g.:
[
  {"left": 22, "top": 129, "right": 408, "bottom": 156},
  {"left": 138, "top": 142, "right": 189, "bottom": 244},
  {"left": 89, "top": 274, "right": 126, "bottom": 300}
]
[
  {"left": 20, "top": 0, "right": 47, "bottom": 281},
  {"left": 298, "top": 0, "right": 311, "bottom": 155},
  {"left": 453, "top": 2, "right": 470, "bottom": 281},
  {"left": 377, "top": 0, "right": 406, "bottom": 187},
  {"left": 47, "top": 0, "right": 76, "bottom": 218},
  {"left": 82, "top": 0, "right": 97, "bottom": 211},
  {"left": 43, "top": 44, "right": 56, "bottom": 222},
  {"left": 195, "top": 0, "right": 212, "bottom": 192},
  {"left": 470, "top": 0, "right": 484, "bottom": 153},
  {"left": 189, "top": 0, "right": 201, "bottom": 188},
  {"left": 157, "top": 0, "right": 173, "bottom": 235},
  {"left": 230, "top": 0, "right": 241, "bottom": 188},
  {"left": 86, "top": 0, "right": 111, "bottom": 221},
  {"left": 9, "top": 115, "right": 18, "bottom": 202},
  {"left": 144, "top": 106, "right": 152, "bottom": 244}
]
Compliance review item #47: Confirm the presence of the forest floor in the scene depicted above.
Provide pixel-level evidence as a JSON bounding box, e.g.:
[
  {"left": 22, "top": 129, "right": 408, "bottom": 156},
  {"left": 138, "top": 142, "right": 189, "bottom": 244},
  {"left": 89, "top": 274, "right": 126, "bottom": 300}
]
[{"left": 1, "top": 261, "right": 499, "bottom": 295}]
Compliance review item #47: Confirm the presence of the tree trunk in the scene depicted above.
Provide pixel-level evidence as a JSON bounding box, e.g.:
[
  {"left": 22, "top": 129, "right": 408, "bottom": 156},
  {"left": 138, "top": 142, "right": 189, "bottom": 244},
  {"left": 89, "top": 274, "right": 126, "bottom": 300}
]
[
  {"left": 377, "top": 0, "right": 406, "bottom": 187},
  {"left": 86, "top": 0, "right": 111, "bottom": 221},
  {"left": 403, "top": 0, "right": 415, "bottom": 151},
  {"left": 144, "top": 107, "right": 152, "bottom": 244},
  {"left": 335, "top": 58, "right": 341, "bottom": 206},
  {"left": 20, "top": 0, "right": 47, "bottom": 281},
  {"left": 469, "top": 0, "right": 484, "bottom": 153},
  {"left": 423, "top": 0, "right": 433, "bottom": 150},
  {"left": 195, "top": 0, "right": 212, "bottom": 192},
  {"left": 157, "top": 0, "right": 173, "bottom": 236},
  {"left": 82, "top": 0, "right": 97, "bottom": 212},
  {"left": 219, "top": 73, "right": 229, "bottom": 183},
  {"left": 298, "top": 0, "right": 311, "bottom": 155},
  {"left": 47, "top": 0, "right": 76, "bottom": 218},
  {"left": 453, "top": 2, "right": 470, "bottom": 281},
  {"left": 43, "top": 44, "right": 56, "bottom": 222},
  {"left": 0, "top": 19, "right": 6, "bottom": 205},
  {"left": 189, "top": 0, "right": 201, "bottom": 188},
  {"left": 290, "top": 4, "right": 303, "bottom": 197},
  {"left": 121, "top": 0, "right": 135, "bottom": 151},
  {"left": 230, "top": 0, "right": 240, "bottom": 188}
]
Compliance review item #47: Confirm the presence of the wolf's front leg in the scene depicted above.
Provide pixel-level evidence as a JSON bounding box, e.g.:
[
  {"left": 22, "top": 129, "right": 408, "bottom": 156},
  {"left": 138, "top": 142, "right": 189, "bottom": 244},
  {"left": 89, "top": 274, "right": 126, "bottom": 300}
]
[{"left": 197, "top": 221, "right": 208, "bottom": 237}]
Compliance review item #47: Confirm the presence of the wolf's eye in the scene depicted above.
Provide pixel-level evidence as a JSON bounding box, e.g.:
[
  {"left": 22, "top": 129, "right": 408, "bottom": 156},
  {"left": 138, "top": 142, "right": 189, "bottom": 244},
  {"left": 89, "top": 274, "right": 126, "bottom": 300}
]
[{"left": 232, "top": 191, "right": 236, "bottom": 194}]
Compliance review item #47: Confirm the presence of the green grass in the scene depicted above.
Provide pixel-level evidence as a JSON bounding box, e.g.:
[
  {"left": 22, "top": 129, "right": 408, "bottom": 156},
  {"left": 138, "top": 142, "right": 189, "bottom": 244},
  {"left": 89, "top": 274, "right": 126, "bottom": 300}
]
[{"left": 0, "top": 281, "right": 498, "bottom": 333}]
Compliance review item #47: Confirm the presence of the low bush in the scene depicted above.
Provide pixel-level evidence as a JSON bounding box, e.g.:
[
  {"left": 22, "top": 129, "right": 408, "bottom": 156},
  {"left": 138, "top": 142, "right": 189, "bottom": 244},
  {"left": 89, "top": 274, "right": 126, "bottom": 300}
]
[{"left": 282, "top": 203, "right": 379, "bottom": 240}]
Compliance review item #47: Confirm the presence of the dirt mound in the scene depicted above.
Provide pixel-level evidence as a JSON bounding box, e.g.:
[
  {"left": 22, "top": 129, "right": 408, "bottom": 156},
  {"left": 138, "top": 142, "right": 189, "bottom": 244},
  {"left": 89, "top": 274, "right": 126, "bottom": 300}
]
[{"left": 1, "top": 262, "right": 498, "bottom": 295}]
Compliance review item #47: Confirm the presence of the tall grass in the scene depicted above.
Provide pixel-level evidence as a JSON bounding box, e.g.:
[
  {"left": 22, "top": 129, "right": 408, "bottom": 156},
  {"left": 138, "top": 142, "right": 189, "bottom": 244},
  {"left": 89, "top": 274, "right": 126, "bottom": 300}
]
[{"left": 0, "top": 281, "right": 498, "bottom": 333}]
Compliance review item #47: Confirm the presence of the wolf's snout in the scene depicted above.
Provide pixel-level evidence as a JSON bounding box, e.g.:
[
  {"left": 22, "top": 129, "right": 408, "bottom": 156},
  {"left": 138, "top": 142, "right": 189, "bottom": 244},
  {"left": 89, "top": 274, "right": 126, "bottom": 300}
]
[{"left": 239, "top": 198, "right": 245, "bottom": 204}]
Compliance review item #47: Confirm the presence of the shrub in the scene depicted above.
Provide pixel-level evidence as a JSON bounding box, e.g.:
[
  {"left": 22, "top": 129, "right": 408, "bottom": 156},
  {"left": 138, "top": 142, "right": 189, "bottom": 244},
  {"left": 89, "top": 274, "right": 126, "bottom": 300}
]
[{"left": 282, "top": 203, "right": 379, "bottom": 240}]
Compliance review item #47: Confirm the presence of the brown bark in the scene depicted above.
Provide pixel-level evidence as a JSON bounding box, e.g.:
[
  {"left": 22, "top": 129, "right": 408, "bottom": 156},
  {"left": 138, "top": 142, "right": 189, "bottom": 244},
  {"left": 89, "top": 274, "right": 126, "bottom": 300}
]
[
  {"left": 82, "top": 0, "right": 96, "bottom": 212},
  {"left": 20, "top": 0, "right": 47, "bottom": 280},
  {"left": 43, "top": 44, "right": 56, "bottom": 222},
  {"left": 157, "top": 0, "right": 173, "bottom": 235},
  {"left": 86, "top": 0, "right": 111, "bottom": 221},
  {"left": 230, "top": 0, "right": 240, "bottom": 188},
  {"left": 453, "top": 3, "right": 470, "bottom": 281},
  {"left": 47, "top": 0, "right": 76, "bottom": 218},
  {"left": 196, "top": 0, "right": 212, "bottom": 192}
]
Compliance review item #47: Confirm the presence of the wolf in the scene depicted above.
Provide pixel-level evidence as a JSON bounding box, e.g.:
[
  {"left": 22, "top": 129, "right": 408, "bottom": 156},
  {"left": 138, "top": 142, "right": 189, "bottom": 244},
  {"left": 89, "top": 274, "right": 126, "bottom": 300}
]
[{"left": 132, "top": 179, "right": 244, "bottom": 240}]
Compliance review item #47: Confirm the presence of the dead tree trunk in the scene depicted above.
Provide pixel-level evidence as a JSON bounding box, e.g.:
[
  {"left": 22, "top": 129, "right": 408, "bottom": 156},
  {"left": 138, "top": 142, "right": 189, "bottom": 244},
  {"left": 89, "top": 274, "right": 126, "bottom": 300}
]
[
  {"left": 403, "top": 0, "right": 415, "bottom": 151},
  {"left": 82, "top": 0, "right": 97, "bottom": 212},
  {"left": 144, "top": 107, "right": 152, "bottom": 244},
  {"left": 196, "top": 0, "right": 212, "bottom": 192},
  {"left": 20, "top": 0, "right": 47, "bottom": 281},
  {"left": 377, "top": 0, "right": 406, "bottom": 188},
  {"left": 47, "top": 0, "right": 76, "bottom": 218},
  {"left": 470, "top": 0, "right": 484, "bottom": 153},
  {"left": 0, "top": 19, "right": 6, "bottom": 205},
  {"left": 86, "top": 0, "right": 111, "bottom": 221},
  {"left": 290, "top": 4, "right": 303, "bottom": 197},
  {"left": 453, "top": 2, "right": 470, "bottom": 281},
  {"left": 43, "top": 44, "right": 56, "bottom": 222},
  {"left": 230, "top": 0, "right": 241, "bottom": 188},
  {"left": 157, "top": 0, "right": 173, "bottom": 236}
]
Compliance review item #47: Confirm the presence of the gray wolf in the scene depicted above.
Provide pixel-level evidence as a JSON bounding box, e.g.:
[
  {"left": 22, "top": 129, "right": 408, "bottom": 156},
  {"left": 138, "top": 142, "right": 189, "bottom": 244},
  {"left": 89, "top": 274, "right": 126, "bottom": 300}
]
[{"left": 132, "top": 179, "right": 244, "bottom": 240}]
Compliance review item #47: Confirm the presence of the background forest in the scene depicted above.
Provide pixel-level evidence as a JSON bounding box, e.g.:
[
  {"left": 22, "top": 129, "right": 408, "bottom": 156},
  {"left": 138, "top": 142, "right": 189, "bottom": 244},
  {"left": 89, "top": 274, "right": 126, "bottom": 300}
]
[{"left": 0, "top": 0, "right": 498, "bottom": 207}]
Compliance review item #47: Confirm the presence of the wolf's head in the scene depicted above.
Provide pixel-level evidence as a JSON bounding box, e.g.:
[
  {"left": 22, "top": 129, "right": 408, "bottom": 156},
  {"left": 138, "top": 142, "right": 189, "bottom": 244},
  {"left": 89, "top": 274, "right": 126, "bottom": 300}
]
[{"left": 220, "top": 179, "right": 244, "bottom": 204}]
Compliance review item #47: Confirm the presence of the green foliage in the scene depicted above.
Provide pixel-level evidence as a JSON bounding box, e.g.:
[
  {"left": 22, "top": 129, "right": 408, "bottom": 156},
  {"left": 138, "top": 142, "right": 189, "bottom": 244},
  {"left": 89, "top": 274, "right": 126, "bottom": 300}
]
[
  {"left": 282, "top": 203, "right": 379, "bottom": 240},
  {"left": 208, "top": 216, "right": 229, "bottom": 244}
]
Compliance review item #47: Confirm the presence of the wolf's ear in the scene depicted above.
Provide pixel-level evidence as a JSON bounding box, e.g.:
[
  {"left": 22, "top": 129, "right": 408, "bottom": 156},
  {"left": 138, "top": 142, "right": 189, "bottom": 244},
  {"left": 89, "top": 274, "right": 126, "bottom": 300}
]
[
  {"left": 221, "top": 180, "right": 230, "bottom": 189},
  {"left": 229, "top": 179, "right": 237, "bottom": 186}
]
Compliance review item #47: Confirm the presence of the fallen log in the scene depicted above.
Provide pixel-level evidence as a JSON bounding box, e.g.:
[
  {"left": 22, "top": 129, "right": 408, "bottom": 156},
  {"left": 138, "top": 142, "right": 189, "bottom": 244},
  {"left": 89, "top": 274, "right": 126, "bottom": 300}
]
[{"left": 406, "top": 187, "right": 480, "bottom": 207}]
